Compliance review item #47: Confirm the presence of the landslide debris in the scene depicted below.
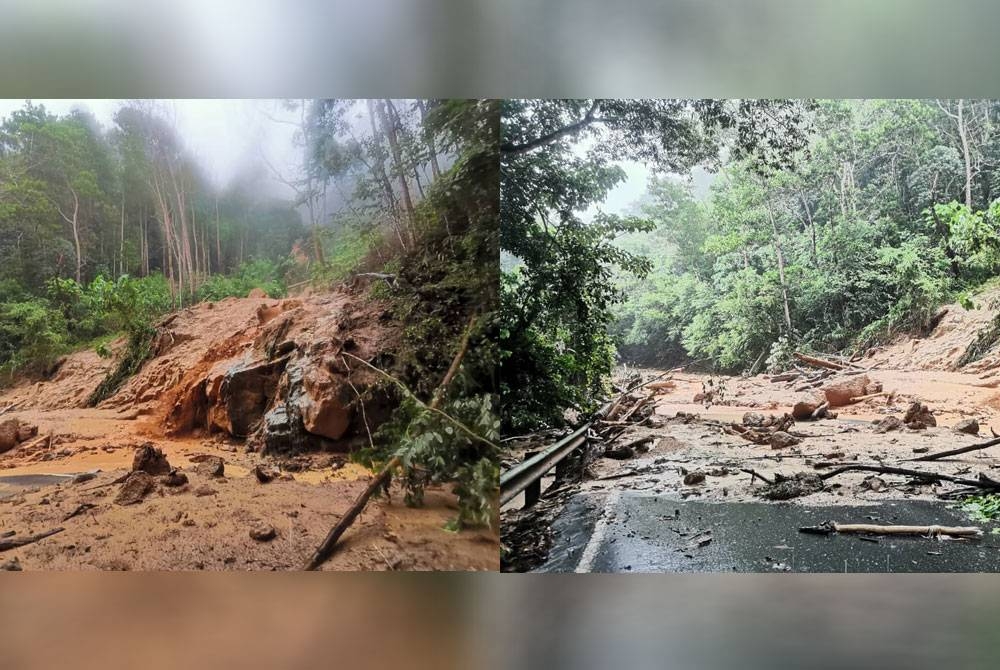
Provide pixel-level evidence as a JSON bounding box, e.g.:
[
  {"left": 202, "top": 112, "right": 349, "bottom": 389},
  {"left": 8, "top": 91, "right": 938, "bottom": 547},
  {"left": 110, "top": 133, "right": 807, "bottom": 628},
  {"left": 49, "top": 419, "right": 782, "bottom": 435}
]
[{"left": 0, "top": 290, "right": 400, "bottom": 455}]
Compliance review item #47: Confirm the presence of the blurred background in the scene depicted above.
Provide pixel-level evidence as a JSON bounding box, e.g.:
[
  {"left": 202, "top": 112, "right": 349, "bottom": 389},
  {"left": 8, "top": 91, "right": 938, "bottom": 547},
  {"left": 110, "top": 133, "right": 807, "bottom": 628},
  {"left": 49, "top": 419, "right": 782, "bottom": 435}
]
[{"left": 3, "top": 1, "right": 1000, "bottom": 96}]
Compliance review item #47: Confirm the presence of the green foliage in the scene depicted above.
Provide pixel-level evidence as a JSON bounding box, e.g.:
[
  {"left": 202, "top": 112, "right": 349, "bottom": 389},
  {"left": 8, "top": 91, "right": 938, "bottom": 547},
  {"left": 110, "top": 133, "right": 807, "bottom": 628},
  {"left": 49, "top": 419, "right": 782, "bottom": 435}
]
[
  {"left": 376, "top": 393, "right": 499, "bottom": 529},
  {"left": 960, "top": 494, "right": 1000, "bottom": 523},
  {"left": 501, "top": 99, "right": 812, "bottom": 431},
  {"left": 196, "top": 259, "right": 289, "bottom": 301},
  {"left": 0, "top": 299, "right": 68, "bottom": 379},
  {"left": 610, "top": 100, "right": 1000, "bottom": 376}
]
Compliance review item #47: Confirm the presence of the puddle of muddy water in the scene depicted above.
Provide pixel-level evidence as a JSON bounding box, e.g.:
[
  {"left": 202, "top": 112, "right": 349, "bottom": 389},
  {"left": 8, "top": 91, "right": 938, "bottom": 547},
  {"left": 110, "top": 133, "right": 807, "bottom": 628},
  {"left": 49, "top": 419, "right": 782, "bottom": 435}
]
[{"left": 539, "top": 493, "right": 1000, "bottom": 573}]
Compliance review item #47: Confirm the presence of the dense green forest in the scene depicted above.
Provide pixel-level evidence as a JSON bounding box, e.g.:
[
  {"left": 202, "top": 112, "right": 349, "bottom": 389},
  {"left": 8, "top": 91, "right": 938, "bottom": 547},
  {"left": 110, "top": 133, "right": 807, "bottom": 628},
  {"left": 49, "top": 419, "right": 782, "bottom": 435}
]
[
  {"left": 501, "top": 98, "right": 1000, "bottom": 432},
  {"left": 0, "top": 99, "right": 485, "bottom": 380}
]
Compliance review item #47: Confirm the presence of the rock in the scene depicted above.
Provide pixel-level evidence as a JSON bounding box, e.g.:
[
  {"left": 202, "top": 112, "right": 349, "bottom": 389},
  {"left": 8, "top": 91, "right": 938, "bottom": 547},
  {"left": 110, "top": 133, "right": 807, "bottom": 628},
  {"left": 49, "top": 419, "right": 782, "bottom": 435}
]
[
  {"left": 0, "top": 557, "right": 22, "bottom": 571},
  {"left": 114, "top": 471, "right": 156, "bottom": 505},
  {"left": 131, "top": 443, "right": 172, "bottom": 475},
  {"left": 792, "top": 401, "right": 819, "bottom": 420},
  {"left": 769, "top": 431, "right": 802, "bottom": 449},
  {"left": 247, "top": 287, "right": 269, "bottom": 299},
  {"left": 912, "top": 446, "right": 930, "bottom": 454},
  {"left": 903, "top": 401, "right": 936, "bottom": 429},
  {"left": 211, "top": 357, "right": 289, "bottom": 437},
  {"left": 0, "top": 418, "right": 20, "bottom": 453},
  {"left": 761, "top": 473, "right": 824, "bottom": 500},
  {"left": 298, "top": 367, "right": 352, "bottom": 440},
  {"left": 72, "top": 472, "right": 97, "bottom": 484},
  {"left": 253, "top": 465, "right": 276, "bottom": 483},
  {"left": 249, "top": 524, "right": 276, "bottom": 542},
  {"left": 161, "top": 469, "right": 189, "bottom": 487},
  {"left": 683, "top": 472, "right": 706, "bottom": 485},
  {"left": 742, "top": 412, "right": 766, "bottom": 427},
  {"left": 874, "top": 416, "right": 903, "bottom": 434},
  {"left": 822, "top": 375, "right": 871, "bottom": 407},
  {"left": 15, "top": 422, "right": 37, "bottom": 442},
  {"left": 194, "top": 485, "right": 217, "bottom": 497},
  {"left": 861, "top": 475, "right": 886, "bottom": 492},
  {"left": 604, "top": 446, "right": 634, "bottom": 460},
  {"left": 194, "top": 455, "right": 225, "bottom": 477},
  {"left": 953, "top": 418, "right": 980, "bottom": 435}
]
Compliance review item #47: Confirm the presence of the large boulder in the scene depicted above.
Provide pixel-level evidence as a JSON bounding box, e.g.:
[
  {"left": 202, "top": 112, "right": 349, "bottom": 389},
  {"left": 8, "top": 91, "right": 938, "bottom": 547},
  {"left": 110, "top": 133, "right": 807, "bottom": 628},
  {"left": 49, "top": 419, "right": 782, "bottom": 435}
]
[
  {"left": 823, "top": 375, "right": 872, "bottom": 407},
  {"left": 211, "top": 357, "right": 289, "bottom": 436},
  {"left": 0, "top": 418, "right": 20, "bottom": 454},
  {"left": 298, "top": 368, "right": 352, "bottom": 441}
]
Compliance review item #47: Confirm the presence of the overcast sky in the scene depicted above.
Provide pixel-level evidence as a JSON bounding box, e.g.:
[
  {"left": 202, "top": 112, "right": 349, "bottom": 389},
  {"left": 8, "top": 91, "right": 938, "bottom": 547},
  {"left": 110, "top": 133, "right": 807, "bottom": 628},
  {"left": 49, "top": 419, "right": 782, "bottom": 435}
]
[{"left": 0, "top": 99, "right": 302, "bottom": 197}]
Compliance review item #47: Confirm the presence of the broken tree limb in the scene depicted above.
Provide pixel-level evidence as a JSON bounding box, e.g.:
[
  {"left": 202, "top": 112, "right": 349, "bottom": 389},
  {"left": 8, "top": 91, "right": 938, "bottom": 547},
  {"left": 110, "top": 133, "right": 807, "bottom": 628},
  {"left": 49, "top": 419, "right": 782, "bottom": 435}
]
[
  {"left": 817, "top": 463, "right": 1000, "bottom": 491},
  {"left": 740, "top": 468, "right": 774, "bottom": 485},
  {"left": 908, "top": 436, "right": 1000, "bottom": 462},
  {"left": 304, "top": 315, "right": 478, "bottom": 571},
  {"left": 799, "top": 521, "right": 980, "bottom": 538},
  {"left": 845, "top": 391, "right": 889, "bottom": 404},
  {"left": 794, "top": 352, "right": 846, "bottom": 371},
  {"left": 770, "top": 372, "right": 800, "bottom": 383},
  {"left": 0, "top": 527, "right": 64, "bottom": 552}
]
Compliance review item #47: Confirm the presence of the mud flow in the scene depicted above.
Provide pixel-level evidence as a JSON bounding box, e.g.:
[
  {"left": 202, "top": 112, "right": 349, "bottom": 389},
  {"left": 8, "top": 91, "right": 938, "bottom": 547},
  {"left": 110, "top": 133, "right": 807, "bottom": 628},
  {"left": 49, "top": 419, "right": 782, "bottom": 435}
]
[{"left": 0, "top": 290, "right": 497, "bottom": 571}]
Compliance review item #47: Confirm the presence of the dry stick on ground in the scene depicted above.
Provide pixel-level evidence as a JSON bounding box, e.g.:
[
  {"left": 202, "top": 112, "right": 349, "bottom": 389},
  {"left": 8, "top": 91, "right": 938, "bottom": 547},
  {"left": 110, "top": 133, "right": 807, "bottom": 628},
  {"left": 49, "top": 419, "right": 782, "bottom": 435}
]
[
  {"left": 908, "top": 436, "right": 1000, "bottom": 462},
  {"left": 303, "top": 315, "right": 478, "bottom": 571},
  {"left": 62, "top": 503, "right": 96, "bottom": 522},
  {"left": 0, "top": 527, "right": 64, "bottom": 552},
  {"left": 740, "top": 468, "right": 774, "bottom": 485},
  {"left": 817, "top": 463, "right": 1000, "bottom": 491},
  {"left": 0, "top": 402, "right": 17, "bottom": 417},
  {"left": 800, "top": 522, "right": 981, "bottom": 538}
]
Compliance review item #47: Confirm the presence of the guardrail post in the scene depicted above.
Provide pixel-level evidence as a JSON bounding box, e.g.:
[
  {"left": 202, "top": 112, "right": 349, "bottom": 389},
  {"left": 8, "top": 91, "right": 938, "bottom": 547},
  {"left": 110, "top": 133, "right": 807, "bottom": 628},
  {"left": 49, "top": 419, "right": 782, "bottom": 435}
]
[{"left": 522, "top": 449, "right": 541, "bottom": 508}]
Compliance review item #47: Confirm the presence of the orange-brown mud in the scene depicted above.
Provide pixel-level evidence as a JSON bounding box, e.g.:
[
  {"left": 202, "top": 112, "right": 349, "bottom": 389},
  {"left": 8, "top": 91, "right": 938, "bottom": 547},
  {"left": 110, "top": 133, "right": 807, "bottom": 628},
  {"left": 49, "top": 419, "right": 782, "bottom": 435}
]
[{"left": 0, "top": 291, "right": 498, "bottom": 571}]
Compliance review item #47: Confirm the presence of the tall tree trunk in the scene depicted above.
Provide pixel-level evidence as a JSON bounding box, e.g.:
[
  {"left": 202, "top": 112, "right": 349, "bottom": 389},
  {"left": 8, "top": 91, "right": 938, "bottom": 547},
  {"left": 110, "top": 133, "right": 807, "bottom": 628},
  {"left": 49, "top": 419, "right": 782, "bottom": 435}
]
[
  {"left": 377, "top": 99, "right": 416, "bottom": 245},
  {"left": 799, "top": 191, "right": 818, "bottom": 267},
  {"left": 766, "top": 200, "right": 793, "bottom": 333},
  {"left": 119, "top": 190, "right": 126, "bottom": 276},
  {"left": 957, "top": 99, "right": 973, "bottom": 209},
  {"left": 417, "top": 99, "right": 442, "bottom": 180},
  {"left": 215, "top": 196, "right": 222, "bottom": 273},
  {"left": 366, "top": 100, "right": 402, "bottom": 241}
]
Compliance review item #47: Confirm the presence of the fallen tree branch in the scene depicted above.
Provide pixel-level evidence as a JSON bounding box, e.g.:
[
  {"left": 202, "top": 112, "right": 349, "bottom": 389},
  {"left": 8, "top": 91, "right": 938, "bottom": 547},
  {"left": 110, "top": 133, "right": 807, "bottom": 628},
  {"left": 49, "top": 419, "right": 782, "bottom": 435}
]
[
  {"left": 740, "top": 468, "right": 774, "bottom": 485},
  {"left": 304, "top": 315, "right": 478, "bottom": 571},
  {"left": 908, "top": 436, "right": 1000, "bottom": 462},
  {"left": 794, "top": 352, "right": 845, "bottom": 371},
  {"left": 0, "top": 526, "right": 64, "bottom": 552},
  {"left": 799, "top": 521, "right": 980, "bottom": 538},
  {"left": 62, "top": 503, "right": 96, "bottom": 522},
  {"left": 817, "top": 463, "right": 1000, "bottom": 490}
]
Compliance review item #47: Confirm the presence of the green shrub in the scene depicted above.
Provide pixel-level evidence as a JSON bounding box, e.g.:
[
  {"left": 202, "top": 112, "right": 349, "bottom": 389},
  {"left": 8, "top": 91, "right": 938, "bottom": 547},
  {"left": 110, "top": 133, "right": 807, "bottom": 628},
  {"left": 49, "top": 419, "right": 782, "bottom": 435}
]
[{"left": 197, "top": 259, "right": 288, "bottom": 301}]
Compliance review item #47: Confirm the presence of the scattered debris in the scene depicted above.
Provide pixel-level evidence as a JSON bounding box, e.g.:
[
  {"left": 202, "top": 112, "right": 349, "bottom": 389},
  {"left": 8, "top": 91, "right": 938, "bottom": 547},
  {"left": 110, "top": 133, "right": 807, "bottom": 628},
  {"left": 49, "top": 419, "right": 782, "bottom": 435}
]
[{"left": 760, "top": 473, "right": 825, "bottom": 500}]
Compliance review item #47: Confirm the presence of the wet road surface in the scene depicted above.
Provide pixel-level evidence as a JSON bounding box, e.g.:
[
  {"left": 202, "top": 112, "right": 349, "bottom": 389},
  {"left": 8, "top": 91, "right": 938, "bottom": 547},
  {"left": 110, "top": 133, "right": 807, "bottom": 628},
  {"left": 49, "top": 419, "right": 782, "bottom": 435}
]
[{"left": 538, "top": 492, "right": 1000, "bottom": 572}]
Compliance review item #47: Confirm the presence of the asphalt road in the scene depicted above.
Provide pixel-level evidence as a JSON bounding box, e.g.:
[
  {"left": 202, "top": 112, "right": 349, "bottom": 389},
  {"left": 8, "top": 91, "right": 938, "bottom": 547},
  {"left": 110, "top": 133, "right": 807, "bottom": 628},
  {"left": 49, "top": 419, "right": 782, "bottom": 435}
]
[{"left": 537, "top": 492, "right": 1000, "bottom": 572}]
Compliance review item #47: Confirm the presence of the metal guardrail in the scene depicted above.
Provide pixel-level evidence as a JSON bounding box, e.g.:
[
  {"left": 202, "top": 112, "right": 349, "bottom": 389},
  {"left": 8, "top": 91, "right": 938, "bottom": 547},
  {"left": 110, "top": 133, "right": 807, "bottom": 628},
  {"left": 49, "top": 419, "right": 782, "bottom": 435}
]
[
  {"left": 500, "top": 423, "right": 590, "bottom": 507},
  {"left": 500, "top": 401, "right": 611, "bottom": 508}
]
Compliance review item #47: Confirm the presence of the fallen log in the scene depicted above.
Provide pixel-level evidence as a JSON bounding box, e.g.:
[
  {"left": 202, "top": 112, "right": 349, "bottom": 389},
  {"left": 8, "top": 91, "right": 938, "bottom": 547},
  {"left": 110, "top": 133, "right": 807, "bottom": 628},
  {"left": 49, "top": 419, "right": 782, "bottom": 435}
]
[
  {"left": 769, "top": 372, "right": 800, "bottom": 383},
  {"left": 908, "top": 436, "right": 1000, "bottom": 462},
  {"left": 800, "top": 521, "right": 980, "bottom": 538},
  {"left": 304, "top": 315, "right": 477, "bottom": 571},
  {"left": 619, "top": 393, "right": 654, "bottom": 423},
  {"left": 845, "top": 391, "right": 889, "bottom": 404},
  {"left": 794, "top": 352, "right": 846, "bottom": 371},
  {"left": 0, "top": 527, "right": 64, "bottom": 552}
]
